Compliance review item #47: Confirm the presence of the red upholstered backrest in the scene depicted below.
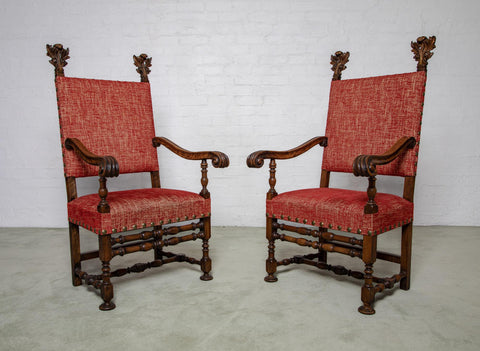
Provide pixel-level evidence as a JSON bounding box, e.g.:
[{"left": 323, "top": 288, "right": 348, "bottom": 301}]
[
  {"left": 55, "top": 77, "right": 159, "bottom": 177},
  {"left": 322, "top": 72, "right": 426, "bottom": 177}
]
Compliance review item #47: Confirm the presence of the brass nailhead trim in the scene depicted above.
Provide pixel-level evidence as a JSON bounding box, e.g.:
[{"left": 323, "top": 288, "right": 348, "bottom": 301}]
[
  {"left": 132, "top": 224, "right": 137, "bottom": 230},
  {"left": 347, "top": 227, "right": 352, "bottom": 232},
  {"left": 328, "top": 224, "right": 333, "bottom": 229},
  {"left": 357, "top": 229, "right": 362, "bottom": 234},
  {"left": 303, "top": 219, "right": 307, "bottom": 224}
]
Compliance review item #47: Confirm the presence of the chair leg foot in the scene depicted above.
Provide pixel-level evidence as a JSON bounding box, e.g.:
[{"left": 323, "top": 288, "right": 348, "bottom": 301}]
[
  {"left": 358, "top": 304, "right": 375, "bottom": 315},
  {"left": 99, "top": 302, "right": 116, "bottom": 311},
  {"left": 264, "top": 274, "right": 278, "bottom": 282},
  {"left": 400, "top": 272, "right": 410, "bottom": 290},
  {"left": 200, "top": 273, "right": 213, "bottom": 281}
]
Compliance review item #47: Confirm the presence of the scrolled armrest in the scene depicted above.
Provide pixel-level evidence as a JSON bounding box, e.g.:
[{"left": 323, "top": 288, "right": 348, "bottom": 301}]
[
  {"left": 152, "top": 137, "right": 229, "bottom": 168},
  {"left": 65, "top": 138, "right": 119, "bottom": 177},
  {"left": 246, "top": 136, "right": 328, "bottom": 168},
  {"left": 353, "top": 137, "right": 416, "bottom": 177}
]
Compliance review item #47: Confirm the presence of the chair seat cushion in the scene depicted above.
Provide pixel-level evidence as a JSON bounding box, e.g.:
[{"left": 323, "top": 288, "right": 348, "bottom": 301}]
[
  {"left": 68, "top": 188, "right": 210, "bottom": 235},
  {"left": 266, "top": 188, "right": 413, "bottom": 236}
]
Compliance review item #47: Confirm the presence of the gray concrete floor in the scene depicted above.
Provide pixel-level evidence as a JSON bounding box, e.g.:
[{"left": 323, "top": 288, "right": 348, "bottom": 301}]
[{"left": 0, "top": 226, "right": 479, "bottom": 350}]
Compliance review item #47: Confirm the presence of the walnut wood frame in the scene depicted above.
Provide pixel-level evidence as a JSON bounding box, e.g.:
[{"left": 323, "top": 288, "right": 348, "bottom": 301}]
[
  {"left": 47, "top": 44, "right": 229, "bottom": 310},
  {"left": 247, "top": 36, "right": 436, "bottom": 315}
]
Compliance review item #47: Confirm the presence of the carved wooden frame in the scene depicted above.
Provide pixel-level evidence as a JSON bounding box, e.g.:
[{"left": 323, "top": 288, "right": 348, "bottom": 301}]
[
  {"left": 47, "top": 44, "right": 229, "bottom": 310},
  {"left": 246, "top": 36, "right": 436, "bottom": 315}
]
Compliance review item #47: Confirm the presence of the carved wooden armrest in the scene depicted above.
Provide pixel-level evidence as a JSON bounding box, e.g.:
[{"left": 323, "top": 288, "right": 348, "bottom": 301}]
[
  {"left": 65, "top": 138, "right": 119, "bottom": 213},
  {"left": 246, "top": 136, "right": 328, "bottom": 168},
  {"left": 246, "top": 136, "right": 328, "bottom": 199},
  {"left": 152, "top": 137, "right": 229, "bottom": 168},
  {"left": 152, "top": 136, "right": 229, "bottom": 199},
  {"left": 352, "top": 136, "right": 416, "bottom": 214},
  {"left": 65, "top": 138, "right": 120, "bottom": 177}
]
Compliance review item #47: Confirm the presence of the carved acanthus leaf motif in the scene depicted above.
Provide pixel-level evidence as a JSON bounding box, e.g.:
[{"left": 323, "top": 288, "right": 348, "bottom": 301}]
[
  {"left": 411, "top": 36, "right": 436, "bottom": 71},
  {"left": 46, "top": 44, "right": 70, "bottom": 77},
  {"left": 330, "top": 51, "right": 350, "bottom": 81},
  {"left": 133, "top": 54, "right": 152, "bottom": 82}
]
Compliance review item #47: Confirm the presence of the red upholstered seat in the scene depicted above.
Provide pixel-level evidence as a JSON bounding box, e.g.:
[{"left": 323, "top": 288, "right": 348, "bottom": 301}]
[
  {"left": 68, "top": 188, "right": 211, "bottom": 235},
  {"left": 267, "top": 188, "right": 413, "bottom": 236}
]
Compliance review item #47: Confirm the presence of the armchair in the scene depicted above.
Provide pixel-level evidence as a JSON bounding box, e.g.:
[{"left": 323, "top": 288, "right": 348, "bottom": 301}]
[
  {"left": 46, "top": 44, "right": 228, "bottom": 310},
  {"left": 247, "top": 36, "right": 436, "bottom": 314}
]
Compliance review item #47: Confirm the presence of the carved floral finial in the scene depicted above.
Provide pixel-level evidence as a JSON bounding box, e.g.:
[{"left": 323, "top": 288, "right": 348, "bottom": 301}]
[
  {"left": 133, "top": 54, "right": 152, "bottom": 82},
  {"left": 330, "top": 51, "right": 350, "bottom": 81},
  {"left": 46, "top": 43, "right": 70, "bottom": 77},
  {"left": 411, "top": 36, "right": 436, "bottom": 72}
]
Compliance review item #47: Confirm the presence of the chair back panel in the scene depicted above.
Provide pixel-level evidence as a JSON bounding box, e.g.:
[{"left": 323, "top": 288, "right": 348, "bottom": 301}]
[
  {"left": 322, "top": 71, "right": 426, "bottom": 177},
  {"left": 55, "top": 77, "right": 159, "bottom": 178}
]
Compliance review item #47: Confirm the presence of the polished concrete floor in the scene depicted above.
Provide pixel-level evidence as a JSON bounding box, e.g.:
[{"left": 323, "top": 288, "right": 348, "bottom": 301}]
[{"left": 0, "top": 226, "right": 479, "bottom": 350}]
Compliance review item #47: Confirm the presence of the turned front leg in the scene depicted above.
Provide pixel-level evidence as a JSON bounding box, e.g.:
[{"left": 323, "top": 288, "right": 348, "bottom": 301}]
[
  {"left": 99, "top": 235, "right": 115, "bottom": 311},
  {"left": 358, "top": 235, "right": 377, "bottom": 315},
  {"left": 265, "top": 217, "right": 278, "bottom": 282},
  {"left": 200, "top": 217, "right": 213, "bottom": 281}
]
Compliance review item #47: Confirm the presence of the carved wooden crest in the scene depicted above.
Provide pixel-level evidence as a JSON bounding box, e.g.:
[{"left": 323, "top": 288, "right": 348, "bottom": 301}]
[
  {"left": 46, "top": 44, "right": 70, "bottom": 77},
  {"left": 330, "top": 51, "right": 350, "bottom": 81},
  {"left": 133, "top": 54, "right": 152, "bottom": 82},
  {"left": 411, "top": 36, "right": 436, "bottom": 72}
]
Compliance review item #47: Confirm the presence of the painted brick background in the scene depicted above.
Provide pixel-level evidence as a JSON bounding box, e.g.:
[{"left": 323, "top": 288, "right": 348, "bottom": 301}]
[{"left": 1, "top": 0, "right": 479, "bottom": 227}]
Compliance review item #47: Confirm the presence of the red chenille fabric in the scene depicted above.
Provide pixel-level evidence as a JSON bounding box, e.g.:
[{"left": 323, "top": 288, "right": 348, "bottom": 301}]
[
  {"left": 68, "top": 188, "right": 211, "bottom": 235},
  {"left": 266, "top": 188, "right": 413, "bottom": 236},
  {"left": 55, "top": 77, "right": 159, "bottom": 177},
  {"left": 322, "top": 72, "right": 426, "bottom": 177}
]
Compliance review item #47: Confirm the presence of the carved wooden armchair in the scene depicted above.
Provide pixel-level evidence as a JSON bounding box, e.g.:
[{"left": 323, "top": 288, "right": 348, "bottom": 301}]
[
  {"left": 46, "top": 44, "right": 229, "bottom": 310},
  {"left": 247, "top": 36, "right": 436, "bottom": 314}
]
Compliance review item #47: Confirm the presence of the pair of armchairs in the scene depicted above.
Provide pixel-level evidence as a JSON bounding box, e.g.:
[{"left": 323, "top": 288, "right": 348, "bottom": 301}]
[{"left": 46, "top": 35, "right": 435, "bottom": 314}]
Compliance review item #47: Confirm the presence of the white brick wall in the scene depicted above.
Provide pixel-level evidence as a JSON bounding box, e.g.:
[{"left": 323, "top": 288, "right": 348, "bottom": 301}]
[{"left": 1, "top": 0, "right": 479, "bottom": 227}]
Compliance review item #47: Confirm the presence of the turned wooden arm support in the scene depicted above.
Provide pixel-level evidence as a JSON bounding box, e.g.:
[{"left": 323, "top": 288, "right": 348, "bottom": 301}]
[
  {"left": 152, "top": 137, "right": 229, "bottom": 168},
  {"left": 246, "top": 136, "right": 327, "bottom": 200},
  {"left": 65, "top": 138, "right": 119, "bottom": 213},
  {"left": 352, "top": 136, "right": 416, "bottom": 214},
  {"left": 153, "top": 136, "right": 229, "bottom": 199},
  {"left": 246, "top": 136, "right": 328, "bottom": 168}
]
